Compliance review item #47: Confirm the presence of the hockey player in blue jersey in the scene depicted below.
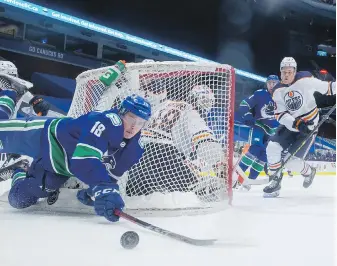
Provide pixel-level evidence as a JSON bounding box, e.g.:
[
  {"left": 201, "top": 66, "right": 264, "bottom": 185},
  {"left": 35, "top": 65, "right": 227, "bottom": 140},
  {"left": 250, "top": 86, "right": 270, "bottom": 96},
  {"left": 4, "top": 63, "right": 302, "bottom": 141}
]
[
  {"left": 0, "top": 94, "right": 151, "bottom": 222},
  {"left": 234, "top": 75, "right": 279, "bottom": 189}
]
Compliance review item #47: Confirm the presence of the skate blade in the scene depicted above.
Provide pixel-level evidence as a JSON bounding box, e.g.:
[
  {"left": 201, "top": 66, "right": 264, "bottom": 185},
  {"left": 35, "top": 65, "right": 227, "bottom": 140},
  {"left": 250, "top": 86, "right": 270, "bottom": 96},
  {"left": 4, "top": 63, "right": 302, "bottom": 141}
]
[{"left": 263, "top": 191, "right": 280, "bottom": 198}]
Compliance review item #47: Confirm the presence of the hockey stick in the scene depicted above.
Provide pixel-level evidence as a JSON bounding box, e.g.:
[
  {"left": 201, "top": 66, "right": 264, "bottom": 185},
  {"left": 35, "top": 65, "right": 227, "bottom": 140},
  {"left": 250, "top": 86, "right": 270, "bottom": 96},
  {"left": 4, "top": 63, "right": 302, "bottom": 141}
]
[
  {"left": 269, "top": 104, "right": 336, "bottom": 181},
  {"left": 114, "top": 210, "right": 218, "bottom": 246}
]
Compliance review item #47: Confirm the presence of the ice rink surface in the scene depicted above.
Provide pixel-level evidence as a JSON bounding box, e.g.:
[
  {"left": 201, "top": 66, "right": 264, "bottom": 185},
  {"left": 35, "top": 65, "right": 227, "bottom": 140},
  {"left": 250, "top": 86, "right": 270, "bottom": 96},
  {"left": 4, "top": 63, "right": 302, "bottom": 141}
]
[{"left": 0, "top": 175, "right": 335, "bottom": 266}]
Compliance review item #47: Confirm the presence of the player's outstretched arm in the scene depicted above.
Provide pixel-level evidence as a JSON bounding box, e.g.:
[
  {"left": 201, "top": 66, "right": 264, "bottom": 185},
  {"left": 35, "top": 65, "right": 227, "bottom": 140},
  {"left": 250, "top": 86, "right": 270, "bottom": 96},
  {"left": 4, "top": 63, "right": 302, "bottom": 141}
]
[
  {"left": 302, "top": 73, "right": 336, "bottom": 96},
  {"left": 69, "top": 112, "right": 125, "bottom": 222}
]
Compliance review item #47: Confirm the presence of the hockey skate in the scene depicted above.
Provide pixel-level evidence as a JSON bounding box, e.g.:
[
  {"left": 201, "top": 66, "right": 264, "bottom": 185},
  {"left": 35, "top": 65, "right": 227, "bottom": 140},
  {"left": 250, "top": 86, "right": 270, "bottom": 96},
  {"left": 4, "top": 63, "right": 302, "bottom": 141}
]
[
  {"left": 303, "top": 166, "right": 316, "bottom": 188},
  {"left": 47, "top": 189, "right": 60, "bottom": 205},
  {"left": 263, "top": 173, "right": 283, "bottom": 198},
  {"left": 0, "top": 154, "right": 30, "bottom": 181}
]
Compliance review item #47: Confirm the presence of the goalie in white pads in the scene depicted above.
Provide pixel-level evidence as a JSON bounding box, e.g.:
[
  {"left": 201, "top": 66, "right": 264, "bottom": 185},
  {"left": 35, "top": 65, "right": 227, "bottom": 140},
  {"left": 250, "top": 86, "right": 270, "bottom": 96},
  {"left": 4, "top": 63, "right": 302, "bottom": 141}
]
[
  {"left": 263, "top": 57, "right": 336, "bottom": 197},
  {"left": 126, "top": 81, "right": 224, "bottom": 200}
]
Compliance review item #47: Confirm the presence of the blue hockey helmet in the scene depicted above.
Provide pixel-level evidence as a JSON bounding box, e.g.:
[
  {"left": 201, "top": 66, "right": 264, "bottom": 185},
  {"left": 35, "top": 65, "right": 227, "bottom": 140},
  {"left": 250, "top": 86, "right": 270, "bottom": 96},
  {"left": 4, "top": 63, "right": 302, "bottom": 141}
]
[
  {"left": 266, "top": 75, "right": 279, "bottom": 82},
  {"left": 119, "top": 94, "right": 152, "bottom": 121}
]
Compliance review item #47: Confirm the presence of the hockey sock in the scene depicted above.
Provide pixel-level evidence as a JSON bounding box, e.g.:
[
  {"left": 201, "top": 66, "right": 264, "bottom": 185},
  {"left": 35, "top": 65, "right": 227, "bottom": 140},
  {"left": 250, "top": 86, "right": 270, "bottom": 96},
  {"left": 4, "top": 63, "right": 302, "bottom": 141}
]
[
  {"left": 11, "top": 169, "right": 27, "bottom": 187},
  {"left": 238, "top": 152, "right": 255, "bottom": 172},
  {"left": 300, "top": 162, "right": 312, "bottom": 176},
  {"left": 268, "top": 161, "right": 282, "bottom": 178},
  {"left": 248, "top": 159, "right": 266, "bottom": 179}
]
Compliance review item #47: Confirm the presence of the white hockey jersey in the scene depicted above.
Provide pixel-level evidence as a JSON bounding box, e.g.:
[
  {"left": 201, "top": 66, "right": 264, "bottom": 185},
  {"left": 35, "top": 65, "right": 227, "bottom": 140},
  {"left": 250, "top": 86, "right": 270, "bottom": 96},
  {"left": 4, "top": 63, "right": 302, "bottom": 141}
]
[
  {"left": 141, "top": 100, "right": 216, "bottom": 158},
  {"left": 273, "top": 71, "right": 336, "bottom": 132}
]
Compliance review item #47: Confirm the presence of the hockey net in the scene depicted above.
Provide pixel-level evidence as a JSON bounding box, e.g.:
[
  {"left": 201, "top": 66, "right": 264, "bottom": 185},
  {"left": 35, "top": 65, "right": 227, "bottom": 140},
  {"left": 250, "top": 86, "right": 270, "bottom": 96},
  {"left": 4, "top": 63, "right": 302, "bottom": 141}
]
[{"left": 68, "top": 61, "right": 235, "bottom": 216}]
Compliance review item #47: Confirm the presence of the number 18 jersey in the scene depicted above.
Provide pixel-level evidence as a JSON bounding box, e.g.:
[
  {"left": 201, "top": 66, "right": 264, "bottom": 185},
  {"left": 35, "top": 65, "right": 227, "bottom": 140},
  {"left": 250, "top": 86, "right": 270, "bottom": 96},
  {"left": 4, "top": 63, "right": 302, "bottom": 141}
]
[{"left": 40, "top": 109, "right": 144, "bottom": 186}]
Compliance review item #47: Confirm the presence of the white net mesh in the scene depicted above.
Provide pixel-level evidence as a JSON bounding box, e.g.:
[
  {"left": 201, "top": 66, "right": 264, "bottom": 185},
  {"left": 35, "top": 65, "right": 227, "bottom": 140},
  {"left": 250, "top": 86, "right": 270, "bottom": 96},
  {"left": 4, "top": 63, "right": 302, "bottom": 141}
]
[{"left": 68, "top": 61, "right": 235, "bottom": 216}]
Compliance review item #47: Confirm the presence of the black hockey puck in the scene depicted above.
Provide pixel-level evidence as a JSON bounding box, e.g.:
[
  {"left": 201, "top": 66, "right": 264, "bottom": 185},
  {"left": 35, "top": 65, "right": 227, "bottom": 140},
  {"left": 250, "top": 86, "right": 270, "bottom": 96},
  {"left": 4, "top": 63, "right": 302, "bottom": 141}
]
[{"left": 120, "top": 231, "right": 139, "bottom": 249}]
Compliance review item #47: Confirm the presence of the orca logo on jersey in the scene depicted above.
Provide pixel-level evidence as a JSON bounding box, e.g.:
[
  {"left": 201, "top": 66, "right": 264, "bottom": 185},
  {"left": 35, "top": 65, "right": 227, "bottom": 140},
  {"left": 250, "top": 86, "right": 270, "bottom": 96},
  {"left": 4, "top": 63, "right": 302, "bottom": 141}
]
[
  {"left": 106, "top": 113, "right": 122, "bottom": 126},
  {"left": 261, "top": 101, "right": 275, "bottom": 119},
  {"left": 284, "top": 91, "right": 303, "bottom": 111}
]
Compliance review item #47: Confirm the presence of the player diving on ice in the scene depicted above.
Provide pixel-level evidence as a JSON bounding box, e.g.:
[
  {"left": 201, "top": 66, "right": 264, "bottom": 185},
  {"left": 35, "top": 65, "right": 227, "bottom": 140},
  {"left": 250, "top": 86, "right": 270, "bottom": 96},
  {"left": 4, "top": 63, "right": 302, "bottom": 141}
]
[
  {"left": 263, "top": 57, "right": 336, "bottom": 197},
  {"left": 126, "top": 81, "right": 226, "bottom": 201},
  {"left": 233, "top": 75, "right": 279, "bottom": 190},
  {"left": 0, "top": 93, "right": 152, "bottom": 222}
]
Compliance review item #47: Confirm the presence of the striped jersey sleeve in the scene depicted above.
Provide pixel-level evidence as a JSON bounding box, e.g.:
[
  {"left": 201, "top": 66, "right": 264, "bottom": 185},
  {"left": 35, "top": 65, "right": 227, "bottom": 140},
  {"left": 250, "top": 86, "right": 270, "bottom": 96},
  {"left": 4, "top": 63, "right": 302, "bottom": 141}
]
[{"left": 0, "top": 89, "right": 17, "bottom": 119}]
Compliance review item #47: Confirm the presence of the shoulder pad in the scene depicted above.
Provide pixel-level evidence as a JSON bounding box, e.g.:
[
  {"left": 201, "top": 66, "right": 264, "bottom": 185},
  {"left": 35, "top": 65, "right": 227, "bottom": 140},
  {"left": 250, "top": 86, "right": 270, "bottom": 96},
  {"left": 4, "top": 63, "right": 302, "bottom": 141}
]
[
  {"left": 272, "top": 82, "right": 287, "bottom": 93},
  {"left": 105, "top": 112, "right": 123, "bottom": 127},
  {"left": 294, "top": 71, "right": 312, "bottom": 82}
]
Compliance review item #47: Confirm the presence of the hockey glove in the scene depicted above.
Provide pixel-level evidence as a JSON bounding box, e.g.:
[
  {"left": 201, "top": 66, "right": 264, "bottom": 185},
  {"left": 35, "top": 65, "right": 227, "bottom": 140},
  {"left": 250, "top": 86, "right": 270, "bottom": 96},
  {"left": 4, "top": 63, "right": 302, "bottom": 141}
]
[
  {"left": 92, "top": 183, "right": 125, "bottom": 222},
  {"left": 293, "top": 118, "right": 314, "bottom": 135},
  {"left": 29, "top": 96, "right": 50, "bottom": 116},
  {"left": 242, "top": 113, "right": 255, "bottom": 127},
  {"left": 76, "top": 188, "right": 94, "bottom": 206}
]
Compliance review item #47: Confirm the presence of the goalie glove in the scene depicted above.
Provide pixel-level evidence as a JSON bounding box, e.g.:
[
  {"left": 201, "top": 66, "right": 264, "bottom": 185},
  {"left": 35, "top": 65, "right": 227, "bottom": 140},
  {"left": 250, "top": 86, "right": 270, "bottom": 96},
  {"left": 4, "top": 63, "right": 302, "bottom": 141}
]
[
  {"left": 186, "top": 158, "right": 225, "bottom": 202},
  {"left": 0, "top": 73, "right": 33, "bottom": 97}
]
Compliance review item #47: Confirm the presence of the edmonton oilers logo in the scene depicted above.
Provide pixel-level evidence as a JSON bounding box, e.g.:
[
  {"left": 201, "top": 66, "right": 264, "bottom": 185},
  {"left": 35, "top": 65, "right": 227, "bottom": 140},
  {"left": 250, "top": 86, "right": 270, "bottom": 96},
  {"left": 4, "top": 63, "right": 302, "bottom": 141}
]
[{"left": 284, "top": 91, "right": 303, "bottom": 111}]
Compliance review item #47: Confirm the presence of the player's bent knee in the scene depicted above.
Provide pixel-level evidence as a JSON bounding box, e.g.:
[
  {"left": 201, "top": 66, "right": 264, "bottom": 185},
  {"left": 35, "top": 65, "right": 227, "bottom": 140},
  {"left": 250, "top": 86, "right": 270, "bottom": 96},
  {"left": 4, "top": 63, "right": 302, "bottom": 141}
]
[
  {"left": 8, "top": 183, "right": 39, "bottom": 209},
  {"left": 266, "top": 141, "right": 283, "bottom": 162}
]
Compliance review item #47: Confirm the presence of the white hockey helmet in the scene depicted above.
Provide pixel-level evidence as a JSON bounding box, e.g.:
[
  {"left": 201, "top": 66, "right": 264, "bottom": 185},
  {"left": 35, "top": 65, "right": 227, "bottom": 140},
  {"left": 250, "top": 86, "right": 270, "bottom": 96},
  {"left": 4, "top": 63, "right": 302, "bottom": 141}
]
[
  {"left": 0, "top": 60, "right": 18, "bottom": 77},
  {"left": 280, "top": 57, "right": 297, "bottom": 71},
  {"left": 189, "top": 84, "right": 215, "bottom": 113}
]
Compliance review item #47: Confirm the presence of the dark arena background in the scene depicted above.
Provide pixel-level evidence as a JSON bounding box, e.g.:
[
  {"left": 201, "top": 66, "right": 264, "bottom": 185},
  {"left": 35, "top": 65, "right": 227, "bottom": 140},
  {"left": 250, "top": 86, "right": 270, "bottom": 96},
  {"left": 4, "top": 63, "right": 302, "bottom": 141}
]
[{"left": 0, "top": 1, "right": 336, "bottom": 265}]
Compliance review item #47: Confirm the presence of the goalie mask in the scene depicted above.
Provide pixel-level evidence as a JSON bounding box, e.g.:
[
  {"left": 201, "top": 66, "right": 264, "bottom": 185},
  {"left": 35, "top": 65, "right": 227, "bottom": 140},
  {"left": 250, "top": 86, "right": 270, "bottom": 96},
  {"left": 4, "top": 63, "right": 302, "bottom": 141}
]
[
  {"left": 0, "top": 60, "right": 18, "bottom": 77},
  {"left": 188, "top": 85, "right": 215, "bottom": 113}
]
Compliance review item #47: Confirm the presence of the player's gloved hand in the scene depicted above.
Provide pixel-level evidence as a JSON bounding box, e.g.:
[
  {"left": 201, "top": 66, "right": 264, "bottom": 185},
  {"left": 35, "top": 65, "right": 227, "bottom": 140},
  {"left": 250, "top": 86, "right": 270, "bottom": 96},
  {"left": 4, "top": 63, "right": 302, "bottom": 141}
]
[
  {"left": 76, "top": 188, "right": 94, "bottom": 206},
  {"left": 91, "top": 182, "right": 125, "bottom": 222},
  {"left": 242, "top": 113, "right": 255, "bottom": 126},
  {"left": 293, "top": 118, "right": 314, "bottom": 135},
  {"left": 29, "top": 96, "right": 50, "bottom": 116}
]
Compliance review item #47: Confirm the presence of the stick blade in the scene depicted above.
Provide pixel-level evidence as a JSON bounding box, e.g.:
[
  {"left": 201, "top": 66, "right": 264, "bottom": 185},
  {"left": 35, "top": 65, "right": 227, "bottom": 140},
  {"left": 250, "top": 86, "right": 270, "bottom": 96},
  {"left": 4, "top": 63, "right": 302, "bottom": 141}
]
[{"left": 184, "top": 238, "right": 218, "bottom": 246}]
